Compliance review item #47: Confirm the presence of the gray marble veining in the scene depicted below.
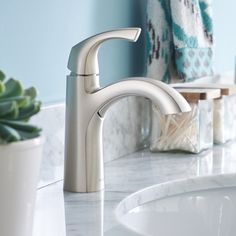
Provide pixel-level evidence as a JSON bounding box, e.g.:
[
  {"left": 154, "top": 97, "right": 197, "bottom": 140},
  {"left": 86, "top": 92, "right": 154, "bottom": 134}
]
[
  {"left": 32, "top": 97, "right": 151, "bottom": 187},
  {"left": 32, "top": 104, "right": 65, "bottom": 188},
  {"left": 103, "top": 96, "right": 151, "bottom": 162},
  {"left": 116, "top": 173, "right": 236, "bottom": 219},
  {"left": 33, "top": 140, "right": 236, "bottom": 236}
]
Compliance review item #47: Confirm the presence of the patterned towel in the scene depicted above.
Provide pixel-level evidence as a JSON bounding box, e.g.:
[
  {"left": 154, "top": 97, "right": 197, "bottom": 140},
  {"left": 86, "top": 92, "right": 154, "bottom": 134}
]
[{"left": 146, "top": 0, "right": 213, "bottom": 83}]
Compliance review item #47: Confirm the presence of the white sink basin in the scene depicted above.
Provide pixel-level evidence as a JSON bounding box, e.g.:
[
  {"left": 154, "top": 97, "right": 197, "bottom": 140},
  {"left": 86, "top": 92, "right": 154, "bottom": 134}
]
[{"left": 115, "top": 174, "right": 236, "bottom": 236}]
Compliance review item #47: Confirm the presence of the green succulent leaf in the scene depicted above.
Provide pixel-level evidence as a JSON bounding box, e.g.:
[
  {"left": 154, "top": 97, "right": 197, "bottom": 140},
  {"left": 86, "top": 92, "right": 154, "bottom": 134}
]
[
  {"left": 0, "top": 123, "right": 21, "bottom": 142},
  {"left": 0, "top": 70, "right": 42, "bottom": 143},
  {"left": 16, "top": 101, "right": 41, "bottom": 121},
  {"left": 0, "top": 78, "right": 23, "bottom": 99},
  {"left": 0, "top": 101, "right": 18, "bottom": 118},
  {"left": 0, "top": 120, "right": 41, "bottom": 133},
  {"left": 0, "top": 81, "right": 5, "bottom": 94},
  {"left": 24, "top": 87, "right": 37, "bottom": 100},
  {"left": 0, "top": 70, "right": 5, "bottom": 82},
  {"left": 0, "top": 96, "right": 31, "bottom": 108},
  {"left": 16, "top": 130, "right": 40, "bottom": 140}
]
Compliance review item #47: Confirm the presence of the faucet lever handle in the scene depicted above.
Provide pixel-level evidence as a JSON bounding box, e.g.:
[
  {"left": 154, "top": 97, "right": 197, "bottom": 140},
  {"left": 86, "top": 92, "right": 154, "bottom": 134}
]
[{"left": 67, "top": 28, "right": 141, "bottom": 76}]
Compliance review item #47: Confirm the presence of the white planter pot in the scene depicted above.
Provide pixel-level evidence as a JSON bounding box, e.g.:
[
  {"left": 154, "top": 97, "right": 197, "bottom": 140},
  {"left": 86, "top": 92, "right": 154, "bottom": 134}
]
[{"left": 0, "top": 137, "right": 43, "bottom": 236}]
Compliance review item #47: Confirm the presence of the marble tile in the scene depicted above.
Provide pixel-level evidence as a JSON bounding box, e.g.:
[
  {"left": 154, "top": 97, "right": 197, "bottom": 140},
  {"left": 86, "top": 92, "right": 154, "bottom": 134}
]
[
  {"left": 33, "top": 182, "right": 66, "bottom": 236},
  {"left": 103, "top": 96, "right": 151, "bottom": 162},
  {"left": 31, "top": 104, "right": 65, "bottom": 188},
  {"left": 115, "top": 173, "right": 236, "bottom": 218},
  {"left": 32, "top": 97, "right": 151, "bottom": 188},
  {"left": 33, "top": 141, "right": 236, "bottom": 236}
]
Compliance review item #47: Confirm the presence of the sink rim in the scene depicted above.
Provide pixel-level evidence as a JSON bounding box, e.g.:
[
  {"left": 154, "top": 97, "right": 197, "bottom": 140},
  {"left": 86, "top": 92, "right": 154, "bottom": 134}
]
[{"left": 115, "top": 173, "right": 236, "bottom": 224}]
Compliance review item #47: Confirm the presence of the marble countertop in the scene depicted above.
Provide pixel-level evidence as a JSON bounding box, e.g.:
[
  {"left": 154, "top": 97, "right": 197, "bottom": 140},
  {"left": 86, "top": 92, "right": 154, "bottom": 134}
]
[{"left": 33, "top": 141, "right": 236, "bottom": 236}]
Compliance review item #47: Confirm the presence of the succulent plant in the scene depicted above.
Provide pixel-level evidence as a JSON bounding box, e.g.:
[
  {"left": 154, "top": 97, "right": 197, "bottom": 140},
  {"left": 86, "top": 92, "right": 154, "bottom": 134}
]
[{"left": 0, "top": 70, "right": 42, "bottom": 143}]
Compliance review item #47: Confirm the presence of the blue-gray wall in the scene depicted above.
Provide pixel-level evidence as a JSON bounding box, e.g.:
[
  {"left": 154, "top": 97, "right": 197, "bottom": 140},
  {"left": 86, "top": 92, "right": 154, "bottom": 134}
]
[
  {"left": 0, "top": 0, "right": 146, "bottom": 103},
  {"left": 0, "top": 1, "right": 235, "bottom": 103},
  {"left": 213, "top": 1, "right": 236, "bottom": 74}
]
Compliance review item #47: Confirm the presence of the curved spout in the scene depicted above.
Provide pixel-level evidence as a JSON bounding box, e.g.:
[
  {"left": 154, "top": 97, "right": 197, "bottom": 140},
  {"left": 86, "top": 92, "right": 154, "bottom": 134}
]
[
  {"left": 64, "top": 75, "right": 191, "bottom": 192},
  {"left": 82, "top": 77, "right": 190, "bottom": 192},
  {"left": 96, "top": 77, "right": 191, "bottom": 117}
]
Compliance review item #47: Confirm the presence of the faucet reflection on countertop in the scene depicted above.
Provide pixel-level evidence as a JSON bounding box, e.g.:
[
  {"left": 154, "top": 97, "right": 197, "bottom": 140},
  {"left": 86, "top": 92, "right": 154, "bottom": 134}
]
[{"left": 64, "top": 28, "right": 191, "bottom": 193}]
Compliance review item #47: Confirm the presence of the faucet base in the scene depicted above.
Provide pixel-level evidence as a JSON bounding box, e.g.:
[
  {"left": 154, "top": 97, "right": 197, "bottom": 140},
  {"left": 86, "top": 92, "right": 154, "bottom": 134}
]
[
  {"left": 64, "top": 76, "right": 105, "bottom": 193},
  {"left": 85, "top": 114, "right": 105, "bottom": 192}
]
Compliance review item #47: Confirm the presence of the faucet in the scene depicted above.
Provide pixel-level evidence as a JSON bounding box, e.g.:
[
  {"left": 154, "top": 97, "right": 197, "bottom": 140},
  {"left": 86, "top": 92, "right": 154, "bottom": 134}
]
[{"left": 64, "top": 28, "right": 191, "bottom": 193}]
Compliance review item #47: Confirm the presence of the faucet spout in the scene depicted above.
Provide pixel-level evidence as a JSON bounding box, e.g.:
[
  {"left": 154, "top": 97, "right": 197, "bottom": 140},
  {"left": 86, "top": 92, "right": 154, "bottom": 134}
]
[
  {"left": 97, "top": 77, "right": 190, "bottom": 117},
  {"left": 64, "top": 28, "right": 191, "bottom": 193},
  {"left": 64, "top": 75, "right": 191, "bottom": 193}
]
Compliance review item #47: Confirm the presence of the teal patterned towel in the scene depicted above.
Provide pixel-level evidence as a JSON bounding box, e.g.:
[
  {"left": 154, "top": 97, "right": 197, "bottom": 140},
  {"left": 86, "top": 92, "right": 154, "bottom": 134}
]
[{"left": 146, "top": 0, "right": 213, "bottom": 83}]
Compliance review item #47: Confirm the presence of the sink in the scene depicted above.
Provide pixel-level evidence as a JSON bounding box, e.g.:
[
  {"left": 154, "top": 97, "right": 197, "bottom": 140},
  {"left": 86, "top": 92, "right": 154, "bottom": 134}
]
[{"left": 115, "top": 174, "right": 236, "bottom": 236}]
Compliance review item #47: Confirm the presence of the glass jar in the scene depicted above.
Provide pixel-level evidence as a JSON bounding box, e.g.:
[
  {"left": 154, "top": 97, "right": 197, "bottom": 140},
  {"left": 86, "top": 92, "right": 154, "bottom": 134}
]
[
  {"left": 150, "top": 88, "right": 221, "bottom": 153},
  {"left": 173, "top": 84, "right": 236, "bottom": 144},
  {"left": 214, "top": 93, "right": 236, "bottom": 144}
]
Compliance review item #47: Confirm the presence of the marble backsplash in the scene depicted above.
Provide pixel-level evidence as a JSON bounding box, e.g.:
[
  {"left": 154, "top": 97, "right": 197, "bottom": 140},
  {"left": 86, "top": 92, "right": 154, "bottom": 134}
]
[{"left": 33, "top": 97, "right": 151, "bottom": 188}]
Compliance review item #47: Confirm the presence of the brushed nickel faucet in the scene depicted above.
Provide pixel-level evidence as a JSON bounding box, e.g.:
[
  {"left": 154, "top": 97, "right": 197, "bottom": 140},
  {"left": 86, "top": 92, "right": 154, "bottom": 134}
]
[{"left": 64, "top": 28, "right": 191, "bottom": 193}]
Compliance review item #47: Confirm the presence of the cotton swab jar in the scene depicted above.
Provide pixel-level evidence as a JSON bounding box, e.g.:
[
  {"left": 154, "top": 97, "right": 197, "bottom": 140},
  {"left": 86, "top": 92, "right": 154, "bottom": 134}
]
[
  {"left": 150, "top": 88, "right": 221, "bottom": 154},
  {"left": 173, "top": 84, "right": 236, "bottom": 144}
]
